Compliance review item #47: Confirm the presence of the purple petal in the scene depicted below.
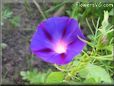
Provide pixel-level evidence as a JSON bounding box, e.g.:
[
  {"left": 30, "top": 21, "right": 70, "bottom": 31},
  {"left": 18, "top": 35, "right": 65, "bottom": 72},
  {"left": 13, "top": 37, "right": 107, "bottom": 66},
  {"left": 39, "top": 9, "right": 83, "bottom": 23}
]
[{"left": 30, "top": 16, "right": 86, "bottom": 65}]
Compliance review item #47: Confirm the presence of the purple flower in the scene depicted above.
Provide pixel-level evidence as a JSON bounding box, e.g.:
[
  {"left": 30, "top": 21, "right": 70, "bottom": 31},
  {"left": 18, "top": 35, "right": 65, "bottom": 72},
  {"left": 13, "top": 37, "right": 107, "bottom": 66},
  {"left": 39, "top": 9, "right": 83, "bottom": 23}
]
[{"left": 30, "top": 16, "right": 86, "bottom": 65}]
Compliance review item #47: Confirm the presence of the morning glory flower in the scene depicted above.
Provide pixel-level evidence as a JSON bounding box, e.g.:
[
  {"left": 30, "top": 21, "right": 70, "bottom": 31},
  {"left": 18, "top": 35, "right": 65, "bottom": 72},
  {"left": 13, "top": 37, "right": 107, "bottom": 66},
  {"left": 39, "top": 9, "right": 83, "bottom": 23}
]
[{"left": 30, "top": 16, "right": 86, "bottom": 65}]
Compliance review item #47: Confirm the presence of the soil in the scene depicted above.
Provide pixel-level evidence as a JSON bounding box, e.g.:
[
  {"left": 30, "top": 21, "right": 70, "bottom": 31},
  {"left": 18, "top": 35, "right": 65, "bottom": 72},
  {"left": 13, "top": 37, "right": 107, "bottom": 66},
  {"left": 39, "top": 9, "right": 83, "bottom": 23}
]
[
  {"left": 2, "top": 3, "right": 56, "bottom": 84},
  {"left": 2, "top": 29, "right": 55, "bottom": 84}
]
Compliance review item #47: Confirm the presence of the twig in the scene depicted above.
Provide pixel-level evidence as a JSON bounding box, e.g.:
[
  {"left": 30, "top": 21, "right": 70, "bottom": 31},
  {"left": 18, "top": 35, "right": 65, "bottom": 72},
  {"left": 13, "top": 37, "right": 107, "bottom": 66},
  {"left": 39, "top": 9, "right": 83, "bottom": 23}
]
[{"left": 33, "top": 0, "right": 46, "bottom": 19}]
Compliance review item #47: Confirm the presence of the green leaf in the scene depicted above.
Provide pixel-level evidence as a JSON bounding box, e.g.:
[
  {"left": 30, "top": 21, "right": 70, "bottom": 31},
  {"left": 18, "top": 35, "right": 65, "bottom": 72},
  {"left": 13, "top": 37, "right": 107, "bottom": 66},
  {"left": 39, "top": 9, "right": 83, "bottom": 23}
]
[
  {"left": 20, "top": 70, "right": 47, "bottom": 84},
  {"left": 9, "top": 16, "right": 20, "bottom": 27},
  {"left": 0, "top": 43, "right": 7, "bottom": 49},
  {"left": 79, "top": 64, "right": 112, "bottom": 84},
  {"left": 84, "top": 77, "right": 97, "bottom": 84},
  {"left": 109, "top": 8, "right": 114, "bottom": 16},
  {"left": 2, "top": 8, "right": 13, "bottom": 20},
  {"left": 46, "top": 72, "right": 64, "bottom": 84},
  {"left": 104, "top": 45, "right": 113, "bottom": 52},
  {"left": 29, "top": 73, "right": 46, "bottom": 84},
  {"left": 1, "top": 8, "right": 13, "bottom": 25}
]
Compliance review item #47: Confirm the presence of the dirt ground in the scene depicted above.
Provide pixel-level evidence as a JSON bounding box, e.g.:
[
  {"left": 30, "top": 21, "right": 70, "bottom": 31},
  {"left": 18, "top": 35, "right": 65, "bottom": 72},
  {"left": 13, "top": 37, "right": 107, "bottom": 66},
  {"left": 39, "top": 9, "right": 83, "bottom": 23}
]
[
  {"left": 2, "top": 3, "right": 56, "bottom": 84},
  {"left": 2, "top": 29, "right": 55, "bottom": 84}
]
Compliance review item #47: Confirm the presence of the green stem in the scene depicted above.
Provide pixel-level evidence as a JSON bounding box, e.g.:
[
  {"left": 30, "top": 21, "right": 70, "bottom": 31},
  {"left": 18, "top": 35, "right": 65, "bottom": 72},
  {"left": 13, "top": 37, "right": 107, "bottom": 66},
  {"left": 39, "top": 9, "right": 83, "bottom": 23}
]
[
  {"left": 77, "top": 35, "right": 94, "bottom": 48},
  {"left": 92, "top": 54, "right": 113, "bottom": 61},
  {"left": 71, "top": 2, "right": 77, "bottom": 18},
  {"left": 54, "top": 64, "right": 67, "bottom": 72},
  {"left": 65, "top": 54, "right": 90, "bottom": 81}
]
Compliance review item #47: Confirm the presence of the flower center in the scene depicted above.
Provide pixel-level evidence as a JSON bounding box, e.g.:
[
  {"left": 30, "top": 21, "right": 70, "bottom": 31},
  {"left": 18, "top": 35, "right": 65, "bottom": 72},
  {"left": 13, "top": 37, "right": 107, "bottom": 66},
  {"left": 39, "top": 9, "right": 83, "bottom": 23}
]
[{"left": 54, "top": 40, "right": 67, "bottom": 54}]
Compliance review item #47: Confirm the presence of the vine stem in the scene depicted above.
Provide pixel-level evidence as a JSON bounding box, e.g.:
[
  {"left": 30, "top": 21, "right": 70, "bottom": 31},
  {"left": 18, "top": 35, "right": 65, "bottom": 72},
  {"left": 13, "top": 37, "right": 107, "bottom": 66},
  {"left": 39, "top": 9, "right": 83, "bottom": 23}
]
[
  {"left": 54, "top": 64, "right": 67, "bottom": 72},
  {"left": 92, "top": 54, "right": 113, "bottom": 61},
  {"left": 65, "top": 54, "right": 90, "bottom": 81}
]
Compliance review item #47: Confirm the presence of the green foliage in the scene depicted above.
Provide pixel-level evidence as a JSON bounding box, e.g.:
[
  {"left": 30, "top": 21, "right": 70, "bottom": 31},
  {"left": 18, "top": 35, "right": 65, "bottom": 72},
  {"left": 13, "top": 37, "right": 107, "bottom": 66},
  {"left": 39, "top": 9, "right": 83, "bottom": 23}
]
[
  {"left": 63, "top": 10, "right": 113, "bottom": 84},
  {"left": 1, "top": 6, "right": 20, "bottom": 28},
  {"left": 20, "top": 69, "right": 47, "bottom": 84},
  {"left": 0, "top": 43, "right": 7, "bottom": 49},
  {"left": 68, "top": 2, "right": 113, "bottom": 25},
  {"left": 9, "top": 16, "right": 20, "bottom": 28},
  {"left": 20, "top": 70, "right": 64, "bottom": 84},
  {"left": 46, "top": 72, "right": 64, "bottom": 84},
  {"left": 1, "top": 7, "right": 12, "bottom": 26},
  {"left": 99, "top": 11, "right": 113, "bottom": 36},
  {"left": 79, "top": 64, "right": 112, "bottom": 83}
]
